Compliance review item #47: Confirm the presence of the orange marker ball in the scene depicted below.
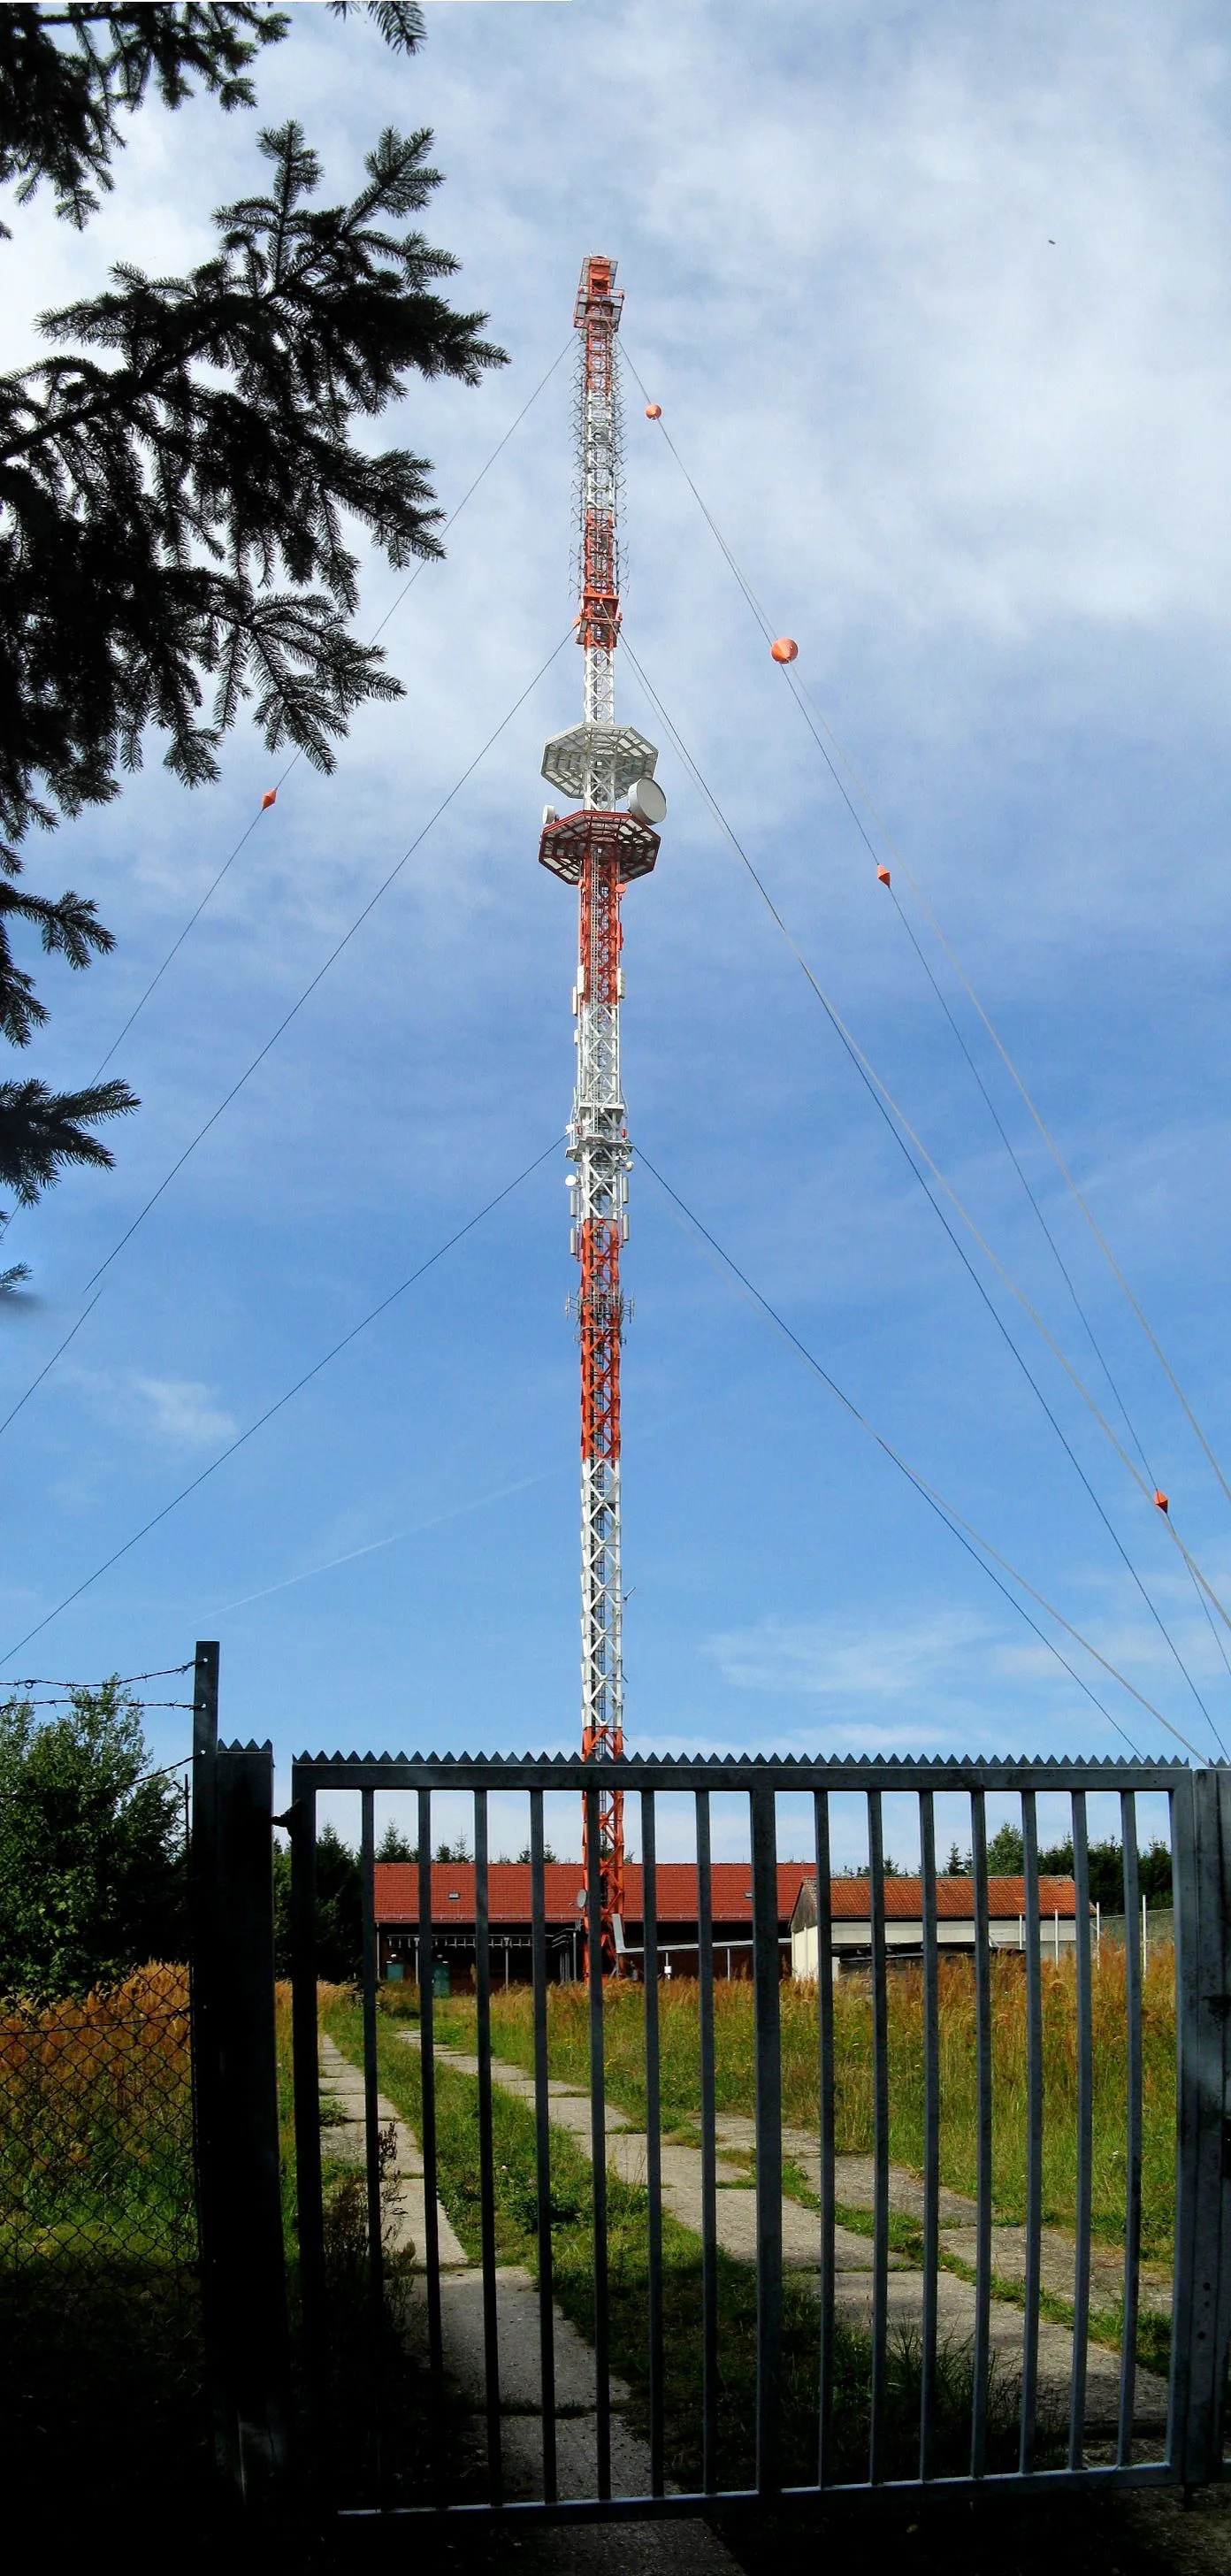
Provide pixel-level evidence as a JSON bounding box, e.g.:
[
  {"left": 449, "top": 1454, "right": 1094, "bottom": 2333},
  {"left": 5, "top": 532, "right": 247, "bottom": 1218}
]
[
  {"left": 261, "top": 789, "right": 277, "bottom": 810},
  {"left": 770, "top": 637, "right": 798, "bottom": 663},
  {"left": 645, "top": 403, "right": 661, "bottom": 419},
  {"left": 876, "top": 865, "right": 891, "bottom": 886}
]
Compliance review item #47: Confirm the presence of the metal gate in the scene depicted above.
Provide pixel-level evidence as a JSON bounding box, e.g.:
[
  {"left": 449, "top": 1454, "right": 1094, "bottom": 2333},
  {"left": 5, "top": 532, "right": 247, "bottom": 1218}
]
[{"left": 270, "top": 1743, "right": 1231, "bottom": 2529}]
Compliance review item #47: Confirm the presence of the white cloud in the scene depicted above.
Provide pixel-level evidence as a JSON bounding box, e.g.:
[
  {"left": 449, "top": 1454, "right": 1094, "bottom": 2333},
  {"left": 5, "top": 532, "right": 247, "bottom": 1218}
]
[
  {"left": 131, "top": 1376, "right": 237, "bottom": 1446},
  {"left": 65, "top": 1368, "right": 237, "bottom": 1448},
  {"left": 705, "top": 1607, "right": 991, "bottom": 1700},
  {"left": 628, "top": 1716, "right": 968, "bottom": 1760}
]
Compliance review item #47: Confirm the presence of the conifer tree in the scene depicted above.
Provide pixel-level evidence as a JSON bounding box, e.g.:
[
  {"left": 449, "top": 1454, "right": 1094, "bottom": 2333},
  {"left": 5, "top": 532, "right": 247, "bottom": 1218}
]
[{"left": 0, "top": 4, "right": 503, "bottom": 1253}]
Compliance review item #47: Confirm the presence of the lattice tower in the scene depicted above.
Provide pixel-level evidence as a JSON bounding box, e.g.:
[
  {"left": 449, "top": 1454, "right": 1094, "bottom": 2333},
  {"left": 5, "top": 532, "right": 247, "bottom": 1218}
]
[{"left": 538, "top": 256, "right": 664, "bottom": 1977}]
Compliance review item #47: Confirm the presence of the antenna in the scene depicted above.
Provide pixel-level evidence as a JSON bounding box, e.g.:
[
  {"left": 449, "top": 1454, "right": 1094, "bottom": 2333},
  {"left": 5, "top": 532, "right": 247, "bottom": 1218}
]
[{"left": 539, "top": 256, "right": 665, "bottom": 1977}]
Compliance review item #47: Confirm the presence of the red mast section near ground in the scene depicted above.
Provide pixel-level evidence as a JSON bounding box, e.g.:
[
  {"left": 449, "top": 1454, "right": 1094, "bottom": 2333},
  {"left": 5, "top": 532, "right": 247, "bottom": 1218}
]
[{"left": 538, "top": 257, "right": 666, "bottom": 1975}]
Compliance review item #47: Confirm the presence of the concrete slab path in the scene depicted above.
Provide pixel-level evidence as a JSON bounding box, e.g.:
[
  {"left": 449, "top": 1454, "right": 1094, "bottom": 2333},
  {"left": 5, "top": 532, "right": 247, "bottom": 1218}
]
[
  {"left": 319, "top": 2032, "right": 468, "bottom": 2267},
  {"left": 404, "top": 2034, "right": 1169, "bottom": 2435},
  {"left": 728, "top": 2128, "right": 1173, "bottom": 2321},
  {"left": 317, "top": 2032, "right": 739, "bottom": 2567}
]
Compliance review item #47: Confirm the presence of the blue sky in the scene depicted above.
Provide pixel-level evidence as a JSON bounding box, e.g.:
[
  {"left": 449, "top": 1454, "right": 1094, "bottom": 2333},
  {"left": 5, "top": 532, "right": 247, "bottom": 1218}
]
[{"left": 2, "top": 0, "right": 1229, "bottom": 1862}]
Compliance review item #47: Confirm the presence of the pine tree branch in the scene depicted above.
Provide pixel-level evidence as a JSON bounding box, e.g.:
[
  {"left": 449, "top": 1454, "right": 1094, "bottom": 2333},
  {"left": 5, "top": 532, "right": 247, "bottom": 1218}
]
[
  {"left": 0, "top": 7, "right": 291, "bottom": 230},
  {"left": 0, "top": 117, "right": 505, "bottom": 858},
  {"left": 0, "top": 1074, "right": 138, "bottom": 1203}
]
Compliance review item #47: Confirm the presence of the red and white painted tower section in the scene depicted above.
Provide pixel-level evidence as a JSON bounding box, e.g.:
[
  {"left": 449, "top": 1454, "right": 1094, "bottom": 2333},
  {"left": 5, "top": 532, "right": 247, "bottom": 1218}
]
[{"left": 538, "top": 257, "right": 666, "bottom": 1975}]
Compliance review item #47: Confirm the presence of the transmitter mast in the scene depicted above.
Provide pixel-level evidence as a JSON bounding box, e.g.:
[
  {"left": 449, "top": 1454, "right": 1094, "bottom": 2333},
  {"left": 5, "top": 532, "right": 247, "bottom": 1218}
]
[{"left": 538, "top": 256, "right": 666, "bottom": 1975}]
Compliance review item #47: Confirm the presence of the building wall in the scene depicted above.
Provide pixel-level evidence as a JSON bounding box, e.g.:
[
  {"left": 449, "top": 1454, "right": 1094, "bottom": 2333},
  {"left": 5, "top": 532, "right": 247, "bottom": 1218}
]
[{"left": 791, "top": 1916, "right": 1081, "bottom": 1979}]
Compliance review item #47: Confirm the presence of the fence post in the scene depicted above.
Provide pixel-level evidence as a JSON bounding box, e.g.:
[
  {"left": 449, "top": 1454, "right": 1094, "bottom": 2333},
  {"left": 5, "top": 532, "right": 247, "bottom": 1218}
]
[
  {"left": 191, "top": 1643, "right": 289, "bottom": 2501},
  {"left": 1173, "top": 1767, "right": 1231, "bottom": 2483}
]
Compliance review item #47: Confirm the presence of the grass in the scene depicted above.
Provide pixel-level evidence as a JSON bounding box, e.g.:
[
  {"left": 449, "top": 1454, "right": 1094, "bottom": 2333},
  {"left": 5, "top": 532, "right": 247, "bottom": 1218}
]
[
  {"left": 323, "top": 1992, "right": 1028, "bottom": 2499},
  {"left": 0, "top": 1965, "right": 205, "bottom": 2517},
  {"left": 435, "top": 1944, "right": 1178, "bottom": 2258}
]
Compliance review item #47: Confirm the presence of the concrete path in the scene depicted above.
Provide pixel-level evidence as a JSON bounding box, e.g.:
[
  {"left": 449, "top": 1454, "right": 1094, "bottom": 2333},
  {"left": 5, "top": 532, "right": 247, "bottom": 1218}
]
[
  {"left": 317, "top": 2035, "right": 739, "bottom": 2568},
  {"left": 319, "top": 2031, "right": 468, "bottom": 2267},
  {"left": 405, "top": 2036, "right": 1169, "bottom": 2435},
  {"left": 721, "top": 2125, "right": 1173, "bottom": 2320}
]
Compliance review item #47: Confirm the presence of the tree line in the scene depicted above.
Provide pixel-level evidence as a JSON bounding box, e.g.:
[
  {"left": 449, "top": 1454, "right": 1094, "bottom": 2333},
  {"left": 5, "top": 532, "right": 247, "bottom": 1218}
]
[
  {"left": 844, "top": 1828, "right": 1173, "bottom": 1910},
  {"left": 0, "top": 1677, "right": 568, "bottom": 1994},
  {"left": 0, "top": 1679, "right": 1174, "bottom": 1996}
]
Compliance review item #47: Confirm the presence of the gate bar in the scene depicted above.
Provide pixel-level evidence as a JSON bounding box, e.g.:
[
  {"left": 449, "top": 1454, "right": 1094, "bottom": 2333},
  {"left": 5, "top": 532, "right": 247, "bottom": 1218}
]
[
  {"left": 1118, "top": 1789, "right": 1143, "bottom": 2465},
  {"left": 642, "top": 1792, "right": 665, "bottom": 2496},
  {"left": 1212, "top": 1768, "right": 1231, "bottom": 2471},
  {"left": 474, "top": 1790, "right": 503, "bottom": 2500},
  {"left": 970, "top": 1788, "right": 992, "bottom": 2479},
  {"left": 868, "top": 1790, "right": 890, "bottom": 2483},
  {"left": 585, "top": 1785, "right": 612, "bottom": 2500},
  {"left": 1174, "top": 1768, "right": 1231, "bottom": 2481},
  {"left": 290, "top": 1772, "right": 325, "bottom": 2373},
  {"left": 296, "top": 1753, "right": 1186, "bottom": 1791},
  {"left": 530, "top": 1790, "right": 558, "bottom": 2503},
  {"left": 814, "top": 1788, "right": 837, "bottom": 2486},
  {"left": 919, "top": 1788, "right": 940, "bottom": 2482},
  {"left": 340, "top": 2457, "right": 1180, "bottom": 2528},
  {"left": 1020, "top": 1789, "right": 1044, "bottom": 2473},
  {"left": 360, "top": 1790, "right": 385, "bottom": 2343},
  {"left": 1169, "top": 1774, "right": 1197, "bottom": 2476},
  {"left": 751, "top": 1785, "right": 783, "bottom": 2496},
  {"left": 417, "top": 1787, "right": 443, "bottom": 2396},
  {"left": 1070, "top": 1791, "right": 1094, "bottom": 2469},
  {"left": 695, "top": 1789, "right": 720, "bottom": 2495}
]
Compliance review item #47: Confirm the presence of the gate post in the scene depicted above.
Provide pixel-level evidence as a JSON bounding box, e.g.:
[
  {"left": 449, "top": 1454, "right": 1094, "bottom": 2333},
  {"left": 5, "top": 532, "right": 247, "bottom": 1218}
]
[
  {"left": 191, "top": 1641, "right": 289, "bottom": 2501},
  {"left": 1173, "top": 1766, "right": 1231, "bottom": 2483}
]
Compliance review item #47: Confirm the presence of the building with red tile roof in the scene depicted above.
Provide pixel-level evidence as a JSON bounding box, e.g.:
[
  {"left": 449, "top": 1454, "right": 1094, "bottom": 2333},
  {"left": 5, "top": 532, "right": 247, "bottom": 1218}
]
[
  {"left": 791, "top": 1874, "right": 1085, "bottom": 1976},
  {"left": 374, "top": 1859, "right": 813, "bottom": 1990},
  {"left": 373, "top": 1862, "right": 1086, "bottom": 1991}
]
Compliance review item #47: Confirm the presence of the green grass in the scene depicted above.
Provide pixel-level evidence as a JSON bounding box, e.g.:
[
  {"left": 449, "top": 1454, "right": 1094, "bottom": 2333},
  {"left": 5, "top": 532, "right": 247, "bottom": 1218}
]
[
  {"left": 323, "top": 1994, "right": 1028, "bottom": 2497},
  {"left": 435, "top": 1944, "right": 1177, "bottom": 2259}
]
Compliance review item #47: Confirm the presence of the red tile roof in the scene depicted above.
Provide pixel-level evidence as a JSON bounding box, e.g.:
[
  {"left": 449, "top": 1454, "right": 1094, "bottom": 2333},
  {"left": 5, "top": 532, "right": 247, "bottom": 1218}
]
[
  {"left": 374, "top": 1860, "right": 813, "bottom": 1928},
  {"left": 815, "top": 1875, "right": 1081, "bottom": 1921}
]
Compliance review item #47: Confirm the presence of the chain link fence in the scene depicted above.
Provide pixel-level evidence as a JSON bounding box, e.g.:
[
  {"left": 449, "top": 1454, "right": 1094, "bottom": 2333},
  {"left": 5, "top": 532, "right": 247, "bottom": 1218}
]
[{"left": 0, "top": 1964, "right": 203, "bottom": 2494}]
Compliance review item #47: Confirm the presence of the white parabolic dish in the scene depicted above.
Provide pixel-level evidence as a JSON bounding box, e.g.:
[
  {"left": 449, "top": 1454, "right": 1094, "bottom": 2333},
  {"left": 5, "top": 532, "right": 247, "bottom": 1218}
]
[{"left": 627, "top": 775, "right": 667, "bottom": 826}]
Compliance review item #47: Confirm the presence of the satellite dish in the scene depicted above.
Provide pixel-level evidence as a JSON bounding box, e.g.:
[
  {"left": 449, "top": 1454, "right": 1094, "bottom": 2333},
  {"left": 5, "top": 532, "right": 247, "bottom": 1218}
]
[
  {"left": 627, "top": 776, "right": 667, "bottom": 827},
  {"left": 576, "top": 1890, "right": 586, "bottom": 1911}
]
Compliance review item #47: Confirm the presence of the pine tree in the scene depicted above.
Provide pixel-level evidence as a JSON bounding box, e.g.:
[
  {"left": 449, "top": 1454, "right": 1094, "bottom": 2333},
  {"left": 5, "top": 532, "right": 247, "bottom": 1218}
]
[
  {"left": 0, "top": 5, "right": 503, "bottom": 1250},
  {"left": 985, "top": 1821, "right": 1024, "bottom": 1875},
  {"left": 376, "top": 1821, "right": 417, "bottom": 1864}
]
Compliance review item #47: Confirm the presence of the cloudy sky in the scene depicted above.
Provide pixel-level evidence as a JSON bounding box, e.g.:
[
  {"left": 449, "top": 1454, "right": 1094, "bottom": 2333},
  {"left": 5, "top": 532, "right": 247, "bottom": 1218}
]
[{"left": 2, "top": 0, "right": 1229, "bottom": 1859}]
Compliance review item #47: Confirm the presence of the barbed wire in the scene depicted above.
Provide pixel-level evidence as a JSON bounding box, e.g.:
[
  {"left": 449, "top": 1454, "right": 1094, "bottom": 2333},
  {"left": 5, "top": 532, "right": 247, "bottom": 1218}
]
[
  {"left": 1, "top": 1698, "right": 193, "bottom": 1714},
  {"left": 4, "top": 1662, "right": 194, "bottom": 1689}
]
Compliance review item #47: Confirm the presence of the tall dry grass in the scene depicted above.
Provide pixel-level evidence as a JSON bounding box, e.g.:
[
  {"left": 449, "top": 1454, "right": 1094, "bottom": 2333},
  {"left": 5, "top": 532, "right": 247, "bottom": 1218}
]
[
  {"left": 438, "top": 1942, "right": 1176, "bottom": 2258},
  {"left": 0, "top": 1963, "right": 194, "bottom": 2254}
]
